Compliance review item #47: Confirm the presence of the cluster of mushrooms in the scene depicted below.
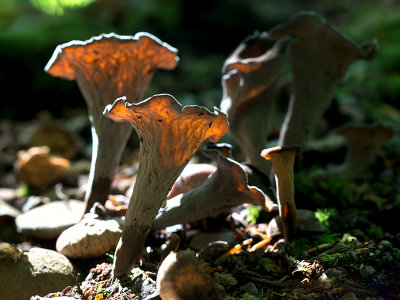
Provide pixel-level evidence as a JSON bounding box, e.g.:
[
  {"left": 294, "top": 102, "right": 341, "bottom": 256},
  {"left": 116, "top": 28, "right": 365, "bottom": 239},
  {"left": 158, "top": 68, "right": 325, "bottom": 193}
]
[{"left": 44, "top": 10, "right": 392, "bottom": 284}]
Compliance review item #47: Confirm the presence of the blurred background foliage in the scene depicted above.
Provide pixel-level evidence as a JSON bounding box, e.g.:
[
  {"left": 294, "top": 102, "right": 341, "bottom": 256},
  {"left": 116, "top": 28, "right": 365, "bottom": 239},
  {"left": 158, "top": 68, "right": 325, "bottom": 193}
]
[{"left": 0, "top": 0, "right": 399, "bottom": 126}]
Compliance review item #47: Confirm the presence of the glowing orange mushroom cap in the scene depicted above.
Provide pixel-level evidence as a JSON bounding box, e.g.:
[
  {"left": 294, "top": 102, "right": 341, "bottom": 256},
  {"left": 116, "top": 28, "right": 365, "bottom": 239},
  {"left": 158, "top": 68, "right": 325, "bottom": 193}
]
[
  {"left": 104, "top": 94, "right": 229, "bottom": 166},
  {"left": 44, "top": 32, "right": 179, "bottom": 102}
]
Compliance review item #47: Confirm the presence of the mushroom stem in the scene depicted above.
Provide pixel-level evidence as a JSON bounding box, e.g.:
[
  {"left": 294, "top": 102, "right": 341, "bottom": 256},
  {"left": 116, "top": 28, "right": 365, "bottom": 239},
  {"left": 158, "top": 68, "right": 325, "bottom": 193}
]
[
  {"left": 261, "top": 145, "right": 300, "bottom": 241},
  {"left": 113, "top": 152, "right": 181, "bottom": 276},
  {"left": 84, "top": 115, "right": 131, "bottom": 213},
  {"left": 104, "top": 94, "right": 228, "bottom": 276}
]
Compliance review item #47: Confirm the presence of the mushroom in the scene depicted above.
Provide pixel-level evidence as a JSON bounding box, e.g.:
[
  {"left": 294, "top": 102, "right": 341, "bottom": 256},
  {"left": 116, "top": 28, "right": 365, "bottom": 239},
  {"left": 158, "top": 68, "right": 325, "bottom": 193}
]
[
  {"left": 152, "top": 144, "right": 277, "bottom": 230},
  {"left": 157, "top": 250, "right": 219, "bottom": 300},
  {"left": 104, "top": 94, "right": 228, "bottom": 276},
  {"left": 261, "top": 145, "right": 301, "bottom": 241},
  {"left": 312, "top": 124, "right": 394, "bottom": 180},
  {"left": 56, "top": 213, "right": 123, "bottom": 259},
  {"left": 14, "top": 146, "right": 70, "bottom": 189},
  {"left": 45, "top": 32, "right": 179, "bottom": 215},
  {"left": 268, "top": 11, "right": 378, "bottom": 146},
  {"left": 221, "top": 32, "right": 286, "bottom": 176},
  {"left": 167, "top": 163, "right": 217, "bottom": 199}
]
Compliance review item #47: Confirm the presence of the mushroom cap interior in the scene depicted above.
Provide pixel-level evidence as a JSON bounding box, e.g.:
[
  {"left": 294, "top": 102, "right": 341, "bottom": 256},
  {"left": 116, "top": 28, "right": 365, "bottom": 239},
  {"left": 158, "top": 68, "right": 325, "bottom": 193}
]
[
  {"left": 104, "top": 94, "right": 229, "bottom": 166},
  {"left": 261, "top": 145, "right": 301, "bottom": 160},
  {"left": 45, "top": 32, "right": 179, "bottom": 81}
]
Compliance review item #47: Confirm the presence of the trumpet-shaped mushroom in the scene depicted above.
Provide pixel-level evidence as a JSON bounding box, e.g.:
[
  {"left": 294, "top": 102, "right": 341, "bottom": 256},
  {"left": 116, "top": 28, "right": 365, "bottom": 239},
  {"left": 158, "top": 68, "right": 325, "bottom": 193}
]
[
  {"left": 221, "top": 32, "right": 285, "bottom": 175},
  {"left": 152, "top": 144, "right": 277, "bottom": 230},
  {"left": 268, "top": 11, "right": 377, "bottom": 146},
  {"left": 104, "top": 94, "right": 228, "bottom": 276},
  {"left": 312, "top": 124, "right": 394, "bottom": 180},
  {"left": 45, "top": 32, "right": 179, "bottom": 215},
  {"left": 157, "top": 250, "right": 218, "bottom": 300},
  {"left": 261, "top": 145, "right": 301, "bottom": 241}
]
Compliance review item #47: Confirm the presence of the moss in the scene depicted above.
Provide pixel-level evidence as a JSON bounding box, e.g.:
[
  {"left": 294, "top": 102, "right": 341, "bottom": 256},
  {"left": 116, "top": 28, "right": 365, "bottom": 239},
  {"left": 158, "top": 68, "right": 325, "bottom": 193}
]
[
  {"left": 315, "top": 208, "right": 337, "bottom": 229},
  {"left": 295, "top": 171, "right": 354, "bottom": 209}
]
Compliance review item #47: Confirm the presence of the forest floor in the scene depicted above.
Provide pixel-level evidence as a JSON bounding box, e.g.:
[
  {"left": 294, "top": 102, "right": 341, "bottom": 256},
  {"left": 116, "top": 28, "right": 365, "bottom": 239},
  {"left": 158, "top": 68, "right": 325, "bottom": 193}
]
[{"left": 1, "top": 111, "right": 400, "bottom": 300}]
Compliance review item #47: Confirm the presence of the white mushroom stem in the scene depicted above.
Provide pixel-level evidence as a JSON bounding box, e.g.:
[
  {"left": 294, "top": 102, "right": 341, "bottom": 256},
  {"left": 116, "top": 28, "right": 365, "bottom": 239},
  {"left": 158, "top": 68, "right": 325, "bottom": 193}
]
[
  {"left": 268, "top": 11, "right": 377, "bottom": 146},
  {"left": 153, "top": 146, "right": 277, "bottom": 230},
  {"left": 261, "top": 145, "right": 300, "bottom": 241},
  {"left": 104, "top": 94, "right": 228, "bottom": 277}
]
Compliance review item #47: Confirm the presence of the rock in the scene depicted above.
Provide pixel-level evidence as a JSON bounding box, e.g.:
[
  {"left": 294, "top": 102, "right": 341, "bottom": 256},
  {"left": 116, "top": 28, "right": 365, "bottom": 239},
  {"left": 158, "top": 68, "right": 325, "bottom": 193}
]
[
  {"left": 189, "top": 231, "right": 236, "bottom": 251},
  {"left": 15, "top": 146, "right": 70, "bottom": 189},
  {"left": 267, "top": 209, "right": 328, "bottom": 237},
  {"left": 0, "top": 188, "right": 17, "bottom": 201},
  {"left": 197, "top": 241, "right": 230, "bottom": 262},
  {"left": 56, "top": 214, "right": 122, "bottom": 258},
  {"left": 338, "top": 292, "right": 358, "bottom": 300},
  {"left": 239, "top": 282, "right": 258, "bottom": 295},
  {"left": 0, "top": 199, "right": 20, "bottom": 224},
  {"left": 16, "top": 200, "right": 84, "bottom": 239},
  {"left": 22, "top": 196, "right": 50, "bottom": 213},
  {"left": 378, "top": 240, "right": 392, "bottom": 250},
  {"left": 0, "top": 247, "right": 76, "bottom": 300},
  {"left": 213, "top": 272, "right": 237, "bottom": 287}
]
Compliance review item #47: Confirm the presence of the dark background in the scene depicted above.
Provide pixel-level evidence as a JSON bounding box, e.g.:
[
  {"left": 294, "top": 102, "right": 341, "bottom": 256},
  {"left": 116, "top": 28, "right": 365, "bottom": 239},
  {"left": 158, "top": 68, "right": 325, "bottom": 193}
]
[{"left": 0, "top": 0, "right": 399, "bottom": 126}]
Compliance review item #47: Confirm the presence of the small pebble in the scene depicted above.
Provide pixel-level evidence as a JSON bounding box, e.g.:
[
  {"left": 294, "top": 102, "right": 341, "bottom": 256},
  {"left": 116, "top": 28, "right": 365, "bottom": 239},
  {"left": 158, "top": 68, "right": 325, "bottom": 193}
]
[
  {"left": 359, "top": 265, "right": 375, "bottom": 277},
  {"left": 197, "top": 241, "right": 230, "bottom": 262},
  {"left": 239, "top": 282, "right": 258, "bottom": 295},
  {"left": 378, "top": 240, "right": 392, "bottom": 250},
  {"left": 213, "top": 272, "right": 237, "bottom": 287}
]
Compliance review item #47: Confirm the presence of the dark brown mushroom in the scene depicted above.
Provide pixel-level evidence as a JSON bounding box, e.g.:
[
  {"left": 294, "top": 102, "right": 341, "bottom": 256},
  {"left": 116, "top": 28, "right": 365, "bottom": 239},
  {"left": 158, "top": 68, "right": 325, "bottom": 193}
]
[
  {"left": 221, "top": 32, "right": 285, "bottom": 176},
  {"left": 104, "top": 94, "right": 228, "bottom": 276},
  {"left": 152, "top": 144, "right": 277, "bottom": 230},
  {"left": 45, "top": 32, "right": 179, "bottom": 215},
  {"left": 268, "top": 11, "right": 377, "bottom": 146},
  {"left": 312, "top": 124, "right": 394, "bottom": 180}
]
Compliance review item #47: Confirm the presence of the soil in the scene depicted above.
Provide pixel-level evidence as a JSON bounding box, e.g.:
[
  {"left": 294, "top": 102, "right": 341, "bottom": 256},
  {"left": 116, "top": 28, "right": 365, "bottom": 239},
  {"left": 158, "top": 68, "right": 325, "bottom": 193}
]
[{"left": 1, "top": 112, "right": 400, "bottom": 300}]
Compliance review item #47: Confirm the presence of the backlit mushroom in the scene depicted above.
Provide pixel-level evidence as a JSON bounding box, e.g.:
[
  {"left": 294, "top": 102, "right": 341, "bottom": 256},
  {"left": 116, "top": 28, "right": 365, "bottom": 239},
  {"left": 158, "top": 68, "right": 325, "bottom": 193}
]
[
  {"left": 45, "top": 32, "right": 179, "bottom": 215},
  {"left": 104, "top": 94, "right": 228, "bottom": 276},
  {"left": 312, "top": 124, "right": 394, "bottom": 180},
  {"left": 268, "top": 11, "right": 377, "bottom": 146},
  {"left": 261, "top": 145, "right": 301, "bottom": 241},
  {"left": 152, "top": 144, "right": 277, "bottom": 230},
  {"left": 221, "top": 32, "right": 285, "bottom": 175}
]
